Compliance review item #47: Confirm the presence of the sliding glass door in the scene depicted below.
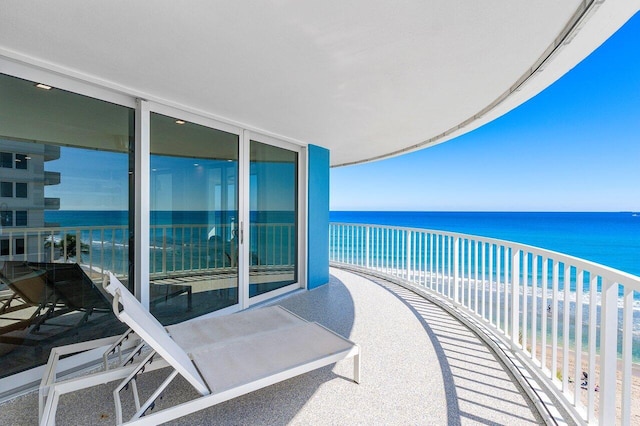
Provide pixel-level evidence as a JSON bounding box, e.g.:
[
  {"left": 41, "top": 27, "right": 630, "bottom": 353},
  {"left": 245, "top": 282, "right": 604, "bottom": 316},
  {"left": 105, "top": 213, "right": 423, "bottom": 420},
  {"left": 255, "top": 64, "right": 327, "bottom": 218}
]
[
  {"left": 0, "top": 69, "right": 305, "bottom": 393},
  {"left": 149, "top": 112, "right": 239, "bottom": 324},
  {"left": 145, "top": 114, "right": 303, "bottom": 319},
  {"left": 248, "top": 138, "right": 299, "bottom": 300},
  {"left": 0, "top": 72, "right": 132, "bottom": 378}
]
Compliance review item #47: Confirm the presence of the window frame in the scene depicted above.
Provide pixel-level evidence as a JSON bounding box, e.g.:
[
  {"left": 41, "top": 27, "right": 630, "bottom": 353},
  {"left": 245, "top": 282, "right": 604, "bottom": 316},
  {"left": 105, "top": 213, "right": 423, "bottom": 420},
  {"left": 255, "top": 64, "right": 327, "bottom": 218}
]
[
  {"left": 0, "top": 152, "right": 12, "bottom": 168},
  {"left": 1, "top": 181, "right": 12, "bottom": 197},
  {"left": 15, "top": 182, "right": 27, "bottom": 198},
  {"left": 15, "top": 210, "right": 27, "bottom": 227},
  {"left": 0, "top": 210, "right": 12, "bottom": 227},
  {"left": 15, "top": 153, "right": 28, "bottom": 170},
  {"left": 0, "top": 57, "right": 310, "bottom": 396}
]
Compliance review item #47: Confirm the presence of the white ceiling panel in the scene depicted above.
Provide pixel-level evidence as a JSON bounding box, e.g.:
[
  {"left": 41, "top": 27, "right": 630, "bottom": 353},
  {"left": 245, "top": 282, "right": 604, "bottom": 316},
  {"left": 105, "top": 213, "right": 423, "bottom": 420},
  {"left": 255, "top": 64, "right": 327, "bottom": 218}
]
[{"left": 0, "top": 1, "right": 637, "bottom": 166}]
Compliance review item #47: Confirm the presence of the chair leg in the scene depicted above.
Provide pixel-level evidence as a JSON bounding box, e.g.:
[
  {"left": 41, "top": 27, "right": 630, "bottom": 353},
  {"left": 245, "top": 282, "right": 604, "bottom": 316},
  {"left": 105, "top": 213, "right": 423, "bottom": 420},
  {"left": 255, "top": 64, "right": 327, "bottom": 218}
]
[{"left": 40, "top": 388, "right": 61, "bottom": 426}]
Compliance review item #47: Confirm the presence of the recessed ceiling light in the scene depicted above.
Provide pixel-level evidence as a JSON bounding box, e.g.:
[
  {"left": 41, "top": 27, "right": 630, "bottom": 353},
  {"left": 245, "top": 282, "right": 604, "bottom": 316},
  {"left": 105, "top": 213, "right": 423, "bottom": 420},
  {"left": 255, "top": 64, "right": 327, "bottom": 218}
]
[
  {"left": 25, "top": 156, "right": 31, "bottom": 160},
  {"left": 35, "top": 83, "right": 52, "bottom": 90},
  {"left": 194, "top": 163, "right": 199, "bottom": 167},
  {"left": 175, "top": 120, "right": 186, "bottom": 125}
]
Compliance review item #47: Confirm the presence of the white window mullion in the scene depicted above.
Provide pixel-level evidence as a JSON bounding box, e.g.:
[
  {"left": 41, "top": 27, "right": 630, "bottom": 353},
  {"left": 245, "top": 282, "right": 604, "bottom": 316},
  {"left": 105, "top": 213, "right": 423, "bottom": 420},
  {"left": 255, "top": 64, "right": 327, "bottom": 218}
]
[
  {"left": 239, "top": 130, "right": 251, "bottom": 309},
  {"left": 135, "top": 98, "right": 150, "bottom": 307}
]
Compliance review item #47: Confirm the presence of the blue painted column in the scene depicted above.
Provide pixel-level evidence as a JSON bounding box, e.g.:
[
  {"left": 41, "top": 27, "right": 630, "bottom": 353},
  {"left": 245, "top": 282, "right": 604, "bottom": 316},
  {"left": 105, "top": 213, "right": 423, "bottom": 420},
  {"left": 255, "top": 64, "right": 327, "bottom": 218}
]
[{"left": 307, "top": 144, "right": 330, "bottom": 289}]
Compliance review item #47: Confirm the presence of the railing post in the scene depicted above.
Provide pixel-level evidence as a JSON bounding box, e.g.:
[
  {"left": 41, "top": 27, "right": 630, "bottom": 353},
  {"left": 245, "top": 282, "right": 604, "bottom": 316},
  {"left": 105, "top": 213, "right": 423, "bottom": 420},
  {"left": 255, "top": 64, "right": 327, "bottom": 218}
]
[
  {"left": 531, "top": 255, "right": 538, "bottom": 361},
  {"left": 406, "top": 231, "right": 412, "bottom": 281},
  {"left": 489, "top": 245, "right": 494, "bottom": 326},
  {"left": 344, "top": 224, "right": 348, "bottom": 265},
  {"left": 562, "top": 264, "right": 570, "bottom": 393},
  {"left": 326, "top": 221, "right": 640, "bottom": 426},
  {"left": 599, "top": 278, "right": 618, "bottom": 424},
  {"left": 333, "top": 225, "right": 336, "bottom": 263},
  {"left": 541, "top": 257, "right": 548, "bottom": 372},
  {"left": 551, "top": 260, "right": 559, "bottom": 382},
  {"left": 339, "top": 225, "right": 343, "bottom": 264},
  {"left": 587, "top": 274, "right": 597, "bottom": 423},
  {"left": 355, "top": 226, "right": 360, "bottom": 266},
  {"left": 352, "top": 225, "right": 356, "bottom": 265},
  {"left": 573, "top": 269, "right": 584, "bottom": 405},
  {"left": 453, "top": 236, "right": 460, "bottom": 304},
  {"left": 162, "top": 228, "right": 167, "bottom": 274},
  {"left": 437, "top": 235, "right": 443, "bottom": 293},
  {"left": 75, "top": 229, "right": 82, "bottom": 263},
  {"left": 622, "top": 286, "right": 633, "bottom": 426},
  {"left": 511, "top": 249, "right": 520, "bottom": 344},
  {"left": 365, "top": 226, "right": 370, "bottom": 270}
]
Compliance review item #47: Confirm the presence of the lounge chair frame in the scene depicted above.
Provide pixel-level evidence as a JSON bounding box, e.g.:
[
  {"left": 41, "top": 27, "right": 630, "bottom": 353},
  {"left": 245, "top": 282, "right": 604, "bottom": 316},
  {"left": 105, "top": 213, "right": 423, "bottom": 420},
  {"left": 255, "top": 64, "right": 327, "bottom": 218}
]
[
  {"left": 0, "top": 262, "right": 114, "bottom": 342},
  {"left": 39, "top": 272, "right": 360, "bottom": 425},
  {"left": 38, "top": 328, "right": 166, "bottom": 424}
]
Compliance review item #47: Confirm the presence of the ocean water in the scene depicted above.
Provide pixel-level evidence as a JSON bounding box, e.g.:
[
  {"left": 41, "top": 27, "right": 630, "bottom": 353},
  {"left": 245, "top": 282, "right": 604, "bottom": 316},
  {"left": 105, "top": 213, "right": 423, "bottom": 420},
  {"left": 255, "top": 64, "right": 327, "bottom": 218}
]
[
  {"left": 330, "top": 211, "right": 640, "bottom": 278},
  {"left": 43, "top": 210, "right": 640, "bottom": 358},
  {"left": 331, "top": 211, "right": 640, "bottom": 361},
  {"left": 44, "top": 210, "right": 296, "bottom": 274},
  {"left": 45, "top": 210, "right": 640, "bottom": 278},
  {"left": 46, "top": 210, "right": 295, "bottom": 228}
]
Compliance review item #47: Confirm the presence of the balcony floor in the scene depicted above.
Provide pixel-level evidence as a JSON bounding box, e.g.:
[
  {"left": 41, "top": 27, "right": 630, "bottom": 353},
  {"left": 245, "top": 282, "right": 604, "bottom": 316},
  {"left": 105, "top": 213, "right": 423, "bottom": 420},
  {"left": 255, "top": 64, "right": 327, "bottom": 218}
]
[{"left": 0, "top": 267, "right": 543, "bottom": 425}]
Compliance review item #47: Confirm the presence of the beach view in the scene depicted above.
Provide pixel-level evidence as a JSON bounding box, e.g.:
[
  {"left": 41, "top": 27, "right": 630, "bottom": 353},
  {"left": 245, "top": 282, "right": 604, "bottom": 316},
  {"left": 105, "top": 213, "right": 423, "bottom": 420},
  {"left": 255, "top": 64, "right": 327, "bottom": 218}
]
[
  {"left": 0, "top": 2, "right": 639, "bottom": 425},
  {"left": 329, "top": 11, "right": 640, "bottom": 424}
]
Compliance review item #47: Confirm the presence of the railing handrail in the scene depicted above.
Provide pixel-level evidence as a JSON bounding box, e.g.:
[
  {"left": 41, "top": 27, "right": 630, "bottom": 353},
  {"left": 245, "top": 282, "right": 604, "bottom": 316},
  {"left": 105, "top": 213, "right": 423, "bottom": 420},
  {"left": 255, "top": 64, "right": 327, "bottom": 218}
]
[
  {"left": 329, "top": 222, "right": 640, "bottom": 426},
  {"left": 330, "top": 221, "right": 640, "bottom": 290},
  {"left": 2, "top": 224, "right": 128, "bottom": 233},
  {"left": 0, "top": 222, "right": 296, "bottom": 277}
]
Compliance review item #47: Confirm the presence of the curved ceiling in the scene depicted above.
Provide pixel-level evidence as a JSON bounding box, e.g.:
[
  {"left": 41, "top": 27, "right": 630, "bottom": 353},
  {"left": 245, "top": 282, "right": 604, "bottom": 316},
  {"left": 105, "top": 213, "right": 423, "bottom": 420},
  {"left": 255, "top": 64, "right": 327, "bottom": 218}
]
[{"left": 0, "top": 1, "right": 638, "bottom": 166}]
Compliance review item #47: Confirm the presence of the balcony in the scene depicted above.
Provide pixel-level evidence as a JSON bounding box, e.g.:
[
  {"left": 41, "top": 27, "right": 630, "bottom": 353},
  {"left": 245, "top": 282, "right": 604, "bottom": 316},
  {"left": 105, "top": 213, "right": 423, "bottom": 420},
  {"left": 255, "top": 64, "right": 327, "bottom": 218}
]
[
  {"left": 43, "top": 145, "right": 60, "bottom": 162},
  {"left": 329, "top": 223, "right": 640, "bottom": 425},
  {"left": 0, "top": 266, "right": 543, "bottom": 425},
  {"left": 44, "top": 197, "right": 60, "bottom": 210},
  {"left": 43, "top": 171, "right": 60, "bottom": 186},
  {"left": 0, "top": 223, "right": 637, "bottom": 424}
]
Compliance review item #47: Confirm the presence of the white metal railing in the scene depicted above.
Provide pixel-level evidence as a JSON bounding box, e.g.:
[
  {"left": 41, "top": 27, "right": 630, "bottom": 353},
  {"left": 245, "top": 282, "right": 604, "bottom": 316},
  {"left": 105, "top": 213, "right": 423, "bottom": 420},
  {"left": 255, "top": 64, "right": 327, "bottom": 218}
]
[
  {"left": 149, "top": 223, "right": 295, "bottom": 276},
  {"left": 0, "top": 223, "right": 295, "bottom": 278},
  {"left": 0, "top": 225, "right": 129, "bottom": 275},
  {"left": 329, "top": 222, "right": 640, "bottom": 426}
]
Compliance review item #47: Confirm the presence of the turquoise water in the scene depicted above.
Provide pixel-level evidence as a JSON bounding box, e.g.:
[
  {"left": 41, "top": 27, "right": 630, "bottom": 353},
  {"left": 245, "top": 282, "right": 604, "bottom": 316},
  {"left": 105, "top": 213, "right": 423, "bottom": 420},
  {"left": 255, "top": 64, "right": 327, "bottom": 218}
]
[
  {"left": 331, "top": 211, "right": 640, "bottom": 360},
  {"left": 44, "top": 210, "right": 296, "bottom": 274},
  {"left": 330, "top": 211, "right": 640, "bottom": 278},
  {"left": 43, "top": 210, "right": 640, "bottom": 358},
  {"left": 46, "top": 210, "right": 640, "bottom": 278}
]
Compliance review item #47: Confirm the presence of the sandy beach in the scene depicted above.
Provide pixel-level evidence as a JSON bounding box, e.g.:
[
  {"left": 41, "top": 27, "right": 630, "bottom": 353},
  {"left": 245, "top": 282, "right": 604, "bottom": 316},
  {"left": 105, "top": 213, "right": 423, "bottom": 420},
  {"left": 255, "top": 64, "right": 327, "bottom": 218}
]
[{"left": 542, "top": 347, "right": 640, "bottom": 424}]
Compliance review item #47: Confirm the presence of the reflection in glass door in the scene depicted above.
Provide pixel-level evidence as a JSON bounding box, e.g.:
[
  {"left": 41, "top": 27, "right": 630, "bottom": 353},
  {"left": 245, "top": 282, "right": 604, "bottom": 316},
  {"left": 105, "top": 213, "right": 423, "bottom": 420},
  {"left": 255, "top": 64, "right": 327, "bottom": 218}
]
[
  {"left": 249, "top": 140, "right": 298, "bottom": 298},
  {"left": 0, "top": 72, "right": 132, "bottom": 379},
  {"left": 149, "top": 113, "right": 239, "bottom": 325}
]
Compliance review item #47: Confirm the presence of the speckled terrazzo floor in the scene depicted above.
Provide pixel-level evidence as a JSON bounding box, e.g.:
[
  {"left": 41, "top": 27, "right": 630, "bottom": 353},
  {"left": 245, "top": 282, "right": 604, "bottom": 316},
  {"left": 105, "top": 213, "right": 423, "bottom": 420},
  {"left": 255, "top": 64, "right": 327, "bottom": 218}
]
[{"left": 0, "top": 267, "right": 542, "bottom": 425}]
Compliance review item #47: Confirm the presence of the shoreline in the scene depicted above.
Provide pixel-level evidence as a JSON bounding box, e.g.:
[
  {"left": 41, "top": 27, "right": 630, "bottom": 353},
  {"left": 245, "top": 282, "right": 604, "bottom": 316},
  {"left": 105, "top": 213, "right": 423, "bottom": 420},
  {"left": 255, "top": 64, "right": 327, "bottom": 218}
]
[
  {"left": 443, "top": 282, "right": 640, "bottom": 361},
  {"left": 545, "top": 347, "right": 640, "bottom": 424}
]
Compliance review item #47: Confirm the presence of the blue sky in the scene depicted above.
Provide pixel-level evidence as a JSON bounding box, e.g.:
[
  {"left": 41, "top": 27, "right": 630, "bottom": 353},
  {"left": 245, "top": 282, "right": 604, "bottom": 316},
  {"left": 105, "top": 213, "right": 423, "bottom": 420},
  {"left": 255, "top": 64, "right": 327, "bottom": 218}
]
[
  {"left": 331, "top": 12, "right": 640, "bottom": 212},
  {"left": 47, "top": 149, "right": 129, "bottom": 210},
  {"left": 48, "top": 150, "right": 295, "bottom": 211}
]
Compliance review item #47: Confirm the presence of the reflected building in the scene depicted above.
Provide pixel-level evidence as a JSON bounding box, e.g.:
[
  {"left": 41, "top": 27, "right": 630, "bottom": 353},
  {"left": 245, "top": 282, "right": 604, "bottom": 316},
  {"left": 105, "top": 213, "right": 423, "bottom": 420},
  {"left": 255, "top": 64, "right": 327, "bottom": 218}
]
[
  {"left": 0, "top": 140, "right": 60, "bottom": 259},
  {"left": 0, "top": 1, "right": 636, "bottom": 410}
]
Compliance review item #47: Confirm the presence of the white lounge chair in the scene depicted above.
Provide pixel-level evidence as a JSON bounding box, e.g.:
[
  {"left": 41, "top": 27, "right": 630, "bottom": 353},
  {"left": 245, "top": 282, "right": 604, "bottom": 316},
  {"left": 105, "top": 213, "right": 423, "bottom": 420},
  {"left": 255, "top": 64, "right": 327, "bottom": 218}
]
[{"left": 39, "top": 272, "right": 360, "bottom": 425}]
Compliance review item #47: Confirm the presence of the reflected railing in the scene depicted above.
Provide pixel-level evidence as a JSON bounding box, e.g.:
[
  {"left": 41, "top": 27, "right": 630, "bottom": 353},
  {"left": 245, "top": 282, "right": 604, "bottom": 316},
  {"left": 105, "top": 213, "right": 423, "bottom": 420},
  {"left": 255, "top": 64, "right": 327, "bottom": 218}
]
[
  {"left": 0, "top": 226, "right": 130, "bottom": 277},
  {"left": 149, "top": 223, "right": 296, "bottom": 277},
  {"left": 0, "top": 223, "right": 293, "bottom": 379},
  {"left": 329, "top": 222, "right": 640, "bottom": 426},
  {"left": 0, "top": 223, "right": 296, "bottom": 278}
]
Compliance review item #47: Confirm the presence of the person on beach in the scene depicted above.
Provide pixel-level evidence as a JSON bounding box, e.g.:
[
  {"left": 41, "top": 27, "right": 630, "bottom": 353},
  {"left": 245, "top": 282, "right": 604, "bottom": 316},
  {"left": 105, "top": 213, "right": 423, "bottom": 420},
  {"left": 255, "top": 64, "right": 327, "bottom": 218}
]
[
  {"left": 580, "top": 372, "right": 599, "bottom": 391},
  {"left": 581, "top": 371, "right": 588, "bottom": 388}
]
